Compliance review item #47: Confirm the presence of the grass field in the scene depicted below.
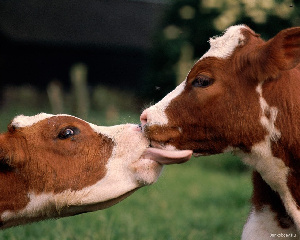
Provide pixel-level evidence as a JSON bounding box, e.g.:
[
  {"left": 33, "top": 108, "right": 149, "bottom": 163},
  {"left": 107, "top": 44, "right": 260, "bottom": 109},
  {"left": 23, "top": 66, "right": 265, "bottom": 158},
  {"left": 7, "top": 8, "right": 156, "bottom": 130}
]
[{"left": 0, "top": 95, "right": 253, "bottom": 240}]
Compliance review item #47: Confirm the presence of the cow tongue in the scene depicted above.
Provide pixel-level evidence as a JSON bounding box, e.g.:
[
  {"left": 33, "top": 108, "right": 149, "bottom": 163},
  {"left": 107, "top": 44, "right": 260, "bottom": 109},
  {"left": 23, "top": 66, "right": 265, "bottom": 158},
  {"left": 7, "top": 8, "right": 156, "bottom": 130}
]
[{"left": 142, "top": 148, "right": 193, "bottom": 165}]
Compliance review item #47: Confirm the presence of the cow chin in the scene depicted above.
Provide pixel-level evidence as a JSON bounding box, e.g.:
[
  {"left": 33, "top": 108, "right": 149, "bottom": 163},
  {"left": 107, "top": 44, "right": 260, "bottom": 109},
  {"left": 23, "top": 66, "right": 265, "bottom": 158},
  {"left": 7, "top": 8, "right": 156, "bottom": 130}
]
[
  {"left": 66, "top": 189, "right": 139, "bottom": 217},
  {"left": 131, "top": 159, "right": 163, "bottom": 185}
]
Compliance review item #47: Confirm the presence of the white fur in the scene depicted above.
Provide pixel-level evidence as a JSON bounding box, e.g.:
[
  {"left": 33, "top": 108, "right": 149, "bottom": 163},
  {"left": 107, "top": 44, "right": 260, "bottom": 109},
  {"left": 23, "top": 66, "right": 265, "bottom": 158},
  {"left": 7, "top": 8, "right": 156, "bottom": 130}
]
[
  {"left": 12, "top": 113, "right": 56, "bottom": 128},
  {"left": 146, "top": 80, "right": 186, "bottom": 126},
  {"left": 242, "top": 206, "right": 298, "bottom": 240},
  {"left": 200, "top": 24, "right": 247, "bottom": 60},
  {"left": 256, "top": 84, "right": 281, "bottom": 141}
]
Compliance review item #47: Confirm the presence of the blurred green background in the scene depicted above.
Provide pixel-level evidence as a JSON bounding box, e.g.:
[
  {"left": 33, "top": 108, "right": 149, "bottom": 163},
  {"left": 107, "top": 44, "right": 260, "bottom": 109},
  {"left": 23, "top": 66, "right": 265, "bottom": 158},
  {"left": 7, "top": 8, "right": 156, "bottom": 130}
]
[{"left": 0, "top": 0, "right": 299, "bottom": 239}]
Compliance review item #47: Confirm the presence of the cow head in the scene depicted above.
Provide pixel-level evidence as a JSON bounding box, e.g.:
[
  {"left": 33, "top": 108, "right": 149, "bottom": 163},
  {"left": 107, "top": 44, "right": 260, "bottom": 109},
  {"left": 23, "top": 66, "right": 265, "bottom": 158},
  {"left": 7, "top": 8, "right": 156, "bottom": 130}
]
[
  {"left": 0, "top": 113, "right": 191, "bottom": 229},
  {"left": 141, "top": 25, "right": 300, "bottom": 156}
]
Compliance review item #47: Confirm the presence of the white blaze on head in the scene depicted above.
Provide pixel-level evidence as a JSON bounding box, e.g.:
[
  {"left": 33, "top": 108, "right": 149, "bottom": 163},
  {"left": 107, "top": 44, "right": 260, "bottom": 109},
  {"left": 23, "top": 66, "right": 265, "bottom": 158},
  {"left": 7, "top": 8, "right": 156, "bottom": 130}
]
[
  {"left": 146, "top": 80, "right": 186, "bottom": 126},
  {"left": 200, "top": 24, "right": 247, "bottom": 60},
  {"left": 12, "top": 113, "right": 55, "bottom": 128}
]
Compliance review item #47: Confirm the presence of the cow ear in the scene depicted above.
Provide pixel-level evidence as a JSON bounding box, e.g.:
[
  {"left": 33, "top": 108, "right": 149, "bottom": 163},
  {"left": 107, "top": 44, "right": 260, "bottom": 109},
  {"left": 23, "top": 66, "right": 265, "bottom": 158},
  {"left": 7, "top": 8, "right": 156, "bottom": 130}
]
[
  {"left": 0, "top": 134, "right": 11, "bottom": 167},
  {"left": 244, "top": 27, "right": 300, "bottom": 82},
  {"left": 254, "top": 27, "right": 300, "bottom": 81},
  {"left": 0, "top": 131, "right": 27, "bottom": 168},
  {"left": 266, "top": 27, "right": 300, "bottom": 71}
]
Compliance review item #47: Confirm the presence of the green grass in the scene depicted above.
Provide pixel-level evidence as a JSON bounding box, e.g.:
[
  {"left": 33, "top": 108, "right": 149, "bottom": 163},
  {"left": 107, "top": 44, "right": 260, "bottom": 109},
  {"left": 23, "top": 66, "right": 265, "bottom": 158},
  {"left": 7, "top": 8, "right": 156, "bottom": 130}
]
[{"left": 0, "top": 157, "right": 252, "bottom": 240}]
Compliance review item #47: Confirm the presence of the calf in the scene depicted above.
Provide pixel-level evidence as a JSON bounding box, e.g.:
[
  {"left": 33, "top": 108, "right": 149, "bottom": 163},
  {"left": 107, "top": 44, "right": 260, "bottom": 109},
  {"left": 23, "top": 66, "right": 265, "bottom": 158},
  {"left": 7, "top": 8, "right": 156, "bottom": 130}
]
[
  {"left": 0, "top": 113, "right": 192, "bottom": 229},
  {"left": 141, "top": 25, "right": 300, "bottom": 239}
]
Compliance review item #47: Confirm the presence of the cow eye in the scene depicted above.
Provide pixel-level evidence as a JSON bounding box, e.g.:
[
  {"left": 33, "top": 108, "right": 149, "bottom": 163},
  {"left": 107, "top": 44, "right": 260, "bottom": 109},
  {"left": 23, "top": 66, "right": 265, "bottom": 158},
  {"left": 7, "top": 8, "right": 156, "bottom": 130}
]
[
  {"left": 58, "top": 127, "right": 79, "bottom": 140},
  {"left": 192, "top": 75, "right": 214, "bottom": 88}
]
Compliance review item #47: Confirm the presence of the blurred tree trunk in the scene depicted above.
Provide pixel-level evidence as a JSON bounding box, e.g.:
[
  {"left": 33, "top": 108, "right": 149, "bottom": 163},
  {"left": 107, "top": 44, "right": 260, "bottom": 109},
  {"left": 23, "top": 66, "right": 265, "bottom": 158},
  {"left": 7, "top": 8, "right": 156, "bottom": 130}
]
[
  {"left": 47, "top": 80, "right": 64, "bottom": 114},
  {"left": 70, "top": 63, "right": 90, "bottom": 119}
]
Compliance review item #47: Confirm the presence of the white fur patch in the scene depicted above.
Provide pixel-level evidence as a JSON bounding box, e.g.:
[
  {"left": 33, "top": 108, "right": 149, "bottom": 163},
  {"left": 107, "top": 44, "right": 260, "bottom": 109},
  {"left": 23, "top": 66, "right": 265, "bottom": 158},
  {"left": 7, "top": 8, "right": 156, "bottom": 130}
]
[
  {"left": 242, "top": 206, "right": 298, "bottom": 240},
  {"left": 256, "top": 84, "right": 281, "bottom": 141},
  {"left": 200, "top": 24, "right": 246, "bottom": 60},
  {"left": 146, "top": 80, "right": 186, "bottom": 126},
  {"left": 12, "top": 113, "right": 56, "bottom": 128}
]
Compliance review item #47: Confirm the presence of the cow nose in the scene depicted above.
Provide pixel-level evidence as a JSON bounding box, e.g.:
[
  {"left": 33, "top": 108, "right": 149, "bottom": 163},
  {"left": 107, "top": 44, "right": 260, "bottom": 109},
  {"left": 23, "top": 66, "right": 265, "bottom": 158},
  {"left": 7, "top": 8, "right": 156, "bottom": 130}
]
[{"left": 140, "top": 110, "right": 148, "bottom": 127}]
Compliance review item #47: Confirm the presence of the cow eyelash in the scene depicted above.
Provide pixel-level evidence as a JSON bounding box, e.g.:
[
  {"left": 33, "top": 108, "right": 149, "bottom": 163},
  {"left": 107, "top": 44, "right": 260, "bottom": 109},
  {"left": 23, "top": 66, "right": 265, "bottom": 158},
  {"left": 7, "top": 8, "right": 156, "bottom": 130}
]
[{"left": 192, "top": 75, "right": 214, "bottom": 88}]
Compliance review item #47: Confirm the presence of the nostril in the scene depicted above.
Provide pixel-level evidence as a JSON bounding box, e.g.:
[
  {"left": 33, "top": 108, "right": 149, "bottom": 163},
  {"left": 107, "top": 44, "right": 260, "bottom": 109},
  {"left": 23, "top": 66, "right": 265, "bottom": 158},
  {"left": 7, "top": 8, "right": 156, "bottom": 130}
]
[{"left": 140, "top": 110, "right": 148, "bottom": 127}]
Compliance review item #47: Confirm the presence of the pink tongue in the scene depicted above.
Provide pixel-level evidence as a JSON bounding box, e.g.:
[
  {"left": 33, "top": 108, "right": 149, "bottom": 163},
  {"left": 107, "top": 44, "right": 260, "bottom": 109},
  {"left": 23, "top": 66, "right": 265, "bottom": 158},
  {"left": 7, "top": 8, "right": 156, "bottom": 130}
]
[{"left": 141, "top": 148, "right": 193, "bottom": 165}]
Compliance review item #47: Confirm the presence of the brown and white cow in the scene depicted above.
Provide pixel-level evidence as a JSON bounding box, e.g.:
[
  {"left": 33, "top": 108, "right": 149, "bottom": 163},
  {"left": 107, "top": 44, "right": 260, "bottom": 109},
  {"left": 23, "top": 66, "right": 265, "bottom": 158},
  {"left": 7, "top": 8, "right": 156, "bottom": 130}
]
[
  {"left": 0, "top": 113, "right": 192, "bottom": 229},
  {"left": 141, "top": 25, "right": 300, "bottom": 239}
]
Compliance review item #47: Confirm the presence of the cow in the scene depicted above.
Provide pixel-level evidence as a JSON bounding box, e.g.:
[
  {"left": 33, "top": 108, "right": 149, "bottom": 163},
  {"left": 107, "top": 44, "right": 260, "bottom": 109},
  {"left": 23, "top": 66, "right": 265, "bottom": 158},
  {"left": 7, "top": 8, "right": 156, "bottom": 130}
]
[
  {"left": 0, "top": 113, "right": 192, "bottom": 229},
  {"left": 140, "top": 25, "right": 300, "bottom": 239}
]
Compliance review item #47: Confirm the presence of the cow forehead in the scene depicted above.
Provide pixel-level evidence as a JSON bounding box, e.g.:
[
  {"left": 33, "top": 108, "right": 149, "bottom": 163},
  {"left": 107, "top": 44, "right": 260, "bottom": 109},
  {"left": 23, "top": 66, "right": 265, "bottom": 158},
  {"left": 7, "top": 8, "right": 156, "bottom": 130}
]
[{"left": 200, "top": 24, "right": 247, "bottom": 60}]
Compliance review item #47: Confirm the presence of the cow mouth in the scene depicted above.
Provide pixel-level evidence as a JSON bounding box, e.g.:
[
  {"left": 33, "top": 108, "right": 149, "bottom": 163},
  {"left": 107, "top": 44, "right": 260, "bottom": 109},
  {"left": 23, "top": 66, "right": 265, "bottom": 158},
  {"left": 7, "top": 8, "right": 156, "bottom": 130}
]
[{"left": 143, "top": 125, "right": 208, "bottom": 160}]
